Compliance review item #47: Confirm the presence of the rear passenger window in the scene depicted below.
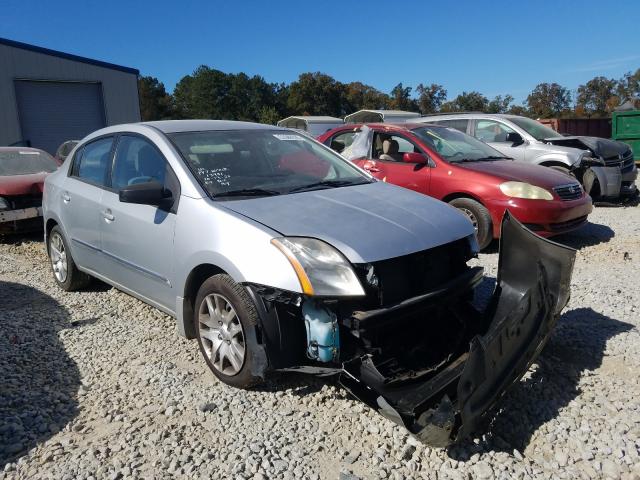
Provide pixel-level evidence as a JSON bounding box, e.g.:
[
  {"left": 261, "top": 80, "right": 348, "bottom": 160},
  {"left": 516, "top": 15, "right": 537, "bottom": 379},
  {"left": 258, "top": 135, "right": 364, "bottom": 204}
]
[
  {"left": 73, "top": 137, "right": 113, "bottom": 186},
  {"left": 111, "top": 136, "right": 167, "bottom": 191},
  {"left": 435, "top": 119, "right": 469, "bottom": 133}
]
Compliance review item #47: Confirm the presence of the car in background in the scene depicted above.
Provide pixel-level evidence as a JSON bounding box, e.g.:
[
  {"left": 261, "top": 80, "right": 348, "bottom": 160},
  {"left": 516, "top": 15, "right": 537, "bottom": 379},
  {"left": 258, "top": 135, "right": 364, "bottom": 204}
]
[
  {"left": 318, "top": 123, "right": 593, "bottom": 249},
  {"left": 417, "top": 113, "right": 638, "bottom": 200},
  {"left": 43, "top": 120, "right": 576, "bottom": 446},
  {"left": 0, "top": 147, "right": 58, "bottom": 234},
  {"left": 54, "top": 140, "right": 79, "bottom": 165}
]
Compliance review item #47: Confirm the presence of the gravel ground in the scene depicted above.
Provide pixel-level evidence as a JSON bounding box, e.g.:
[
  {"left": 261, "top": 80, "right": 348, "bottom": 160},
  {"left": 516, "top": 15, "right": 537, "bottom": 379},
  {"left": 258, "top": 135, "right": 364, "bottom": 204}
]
[{"left": 1, "top": 200, "right": 639, "bottom": 480}]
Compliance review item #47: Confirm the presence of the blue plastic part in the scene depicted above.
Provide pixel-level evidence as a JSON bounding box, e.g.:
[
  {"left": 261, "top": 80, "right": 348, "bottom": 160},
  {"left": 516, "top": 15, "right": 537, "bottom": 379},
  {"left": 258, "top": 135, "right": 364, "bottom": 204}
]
[{"left": 302, "top": 300, "right": 339, "bottom": 363}]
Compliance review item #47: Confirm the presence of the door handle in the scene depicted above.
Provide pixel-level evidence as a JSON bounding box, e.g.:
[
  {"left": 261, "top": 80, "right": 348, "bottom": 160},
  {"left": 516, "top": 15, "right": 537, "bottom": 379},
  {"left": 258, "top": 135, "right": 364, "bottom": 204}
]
[
  {"left": 62, "top": 192, "right": 71, "bottom": 203},
  {"left": 102, "top": 210, "right": 115, "bottom": 222}
]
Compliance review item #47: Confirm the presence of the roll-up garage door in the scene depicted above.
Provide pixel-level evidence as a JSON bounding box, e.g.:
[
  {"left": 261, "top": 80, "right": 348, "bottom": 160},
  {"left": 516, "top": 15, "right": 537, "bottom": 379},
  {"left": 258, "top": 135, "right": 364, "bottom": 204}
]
[{"left": 14, "top": 80, "right": 106, "bottom": 154}]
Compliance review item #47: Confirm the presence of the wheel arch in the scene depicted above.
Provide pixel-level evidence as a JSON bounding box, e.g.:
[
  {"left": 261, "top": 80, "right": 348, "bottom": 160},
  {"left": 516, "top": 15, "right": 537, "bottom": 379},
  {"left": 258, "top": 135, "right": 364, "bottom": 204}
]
[
  {"left": 539, "top": 160, "right": 571, "bottom": 170},
  {"left": 441, "top": 191, "right": 486, "bottom": 205},
  {"left": 180, "top": 263, "right": 228, "bottom": 339}
]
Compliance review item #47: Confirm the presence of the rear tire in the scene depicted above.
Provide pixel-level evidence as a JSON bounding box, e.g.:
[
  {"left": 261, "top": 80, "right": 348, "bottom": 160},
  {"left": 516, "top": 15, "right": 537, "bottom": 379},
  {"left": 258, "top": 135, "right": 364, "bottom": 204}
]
[
  {"left": 48, "top": 226, "right": 91, "bottom": 291},
  {"left": 194, "top": 274, "right": 264, "bottom": 389},
  {"left": 449, "top": 198, "right": 493, "bottom": 250}
]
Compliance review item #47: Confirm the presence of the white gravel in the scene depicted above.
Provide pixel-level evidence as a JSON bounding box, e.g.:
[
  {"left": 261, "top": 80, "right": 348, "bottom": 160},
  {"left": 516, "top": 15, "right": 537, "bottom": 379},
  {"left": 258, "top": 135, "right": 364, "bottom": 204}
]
[{"left": 1, "top": 199, "right": 639, "bottom": 480}]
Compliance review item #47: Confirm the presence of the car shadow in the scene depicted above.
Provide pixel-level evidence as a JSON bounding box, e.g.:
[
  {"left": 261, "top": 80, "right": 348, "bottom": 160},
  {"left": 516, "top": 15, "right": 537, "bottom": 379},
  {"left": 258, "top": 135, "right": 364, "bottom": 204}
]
[
  {"left": 0, "top": 231, "right": 43, "bottom": 245},
  {"left": 552, "top": 221, "right": 615, "bottom": 249},
  {"left": 0, "top": 281, "right": 80, "bottom": 467},
  {"left": 447, "top": 307, "right": 633, "bottom": 459}
]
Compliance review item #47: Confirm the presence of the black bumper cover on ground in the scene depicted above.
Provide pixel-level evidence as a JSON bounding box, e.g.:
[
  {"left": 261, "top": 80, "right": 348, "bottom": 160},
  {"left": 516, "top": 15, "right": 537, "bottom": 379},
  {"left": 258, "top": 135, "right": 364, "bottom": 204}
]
[{"left": 340, "top": 212, "right": 576, "bottom": 446}]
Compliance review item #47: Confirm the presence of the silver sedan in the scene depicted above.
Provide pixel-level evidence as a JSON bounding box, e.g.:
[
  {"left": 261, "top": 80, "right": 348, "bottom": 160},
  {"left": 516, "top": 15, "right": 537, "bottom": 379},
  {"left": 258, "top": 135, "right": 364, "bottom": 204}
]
[{"left": 43, "top": 120, "right": 575, "bottom": 446}]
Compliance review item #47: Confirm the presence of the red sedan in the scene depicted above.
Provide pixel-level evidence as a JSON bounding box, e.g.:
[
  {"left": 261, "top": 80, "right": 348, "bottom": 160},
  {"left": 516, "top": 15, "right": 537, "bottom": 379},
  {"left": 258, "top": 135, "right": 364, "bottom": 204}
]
[
  {"left": 318, "top": 123, "right": 592, "bottom": 249},
  {"left": 0, "top": 147, "right": 58, "bottom": 234}
]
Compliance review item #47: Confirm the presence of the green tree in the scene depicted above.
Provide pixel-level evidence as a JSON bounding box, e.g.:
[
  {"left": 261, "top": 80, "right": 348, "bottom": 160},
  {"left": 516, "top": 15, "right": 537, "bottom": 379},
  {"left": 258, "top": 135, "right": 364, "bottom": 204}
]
[
  {"left": 576, "top": 76, "right": 619, "bottom": 116},
  {"left": 415, "top": 83, "right": 447, "bottom": 114},
  {"left": 441, "top": 91, "right": 488, "bottom": 112},
  {"left": 487, "top": 94, "right": 514, "bottom": 114},
  {"left": 138, "top": 76, "right": 174, "bottom": 121},
  {"left": 389, "top": 83, "right": 418, "bottom": 111},
  {"left": 507, "top": 104, "right": 529, "bottom": 116},
  {"left": 286, "top": 72, "right": 344, "bottom": 117},
  {"left": 525, "top": 83, "right": 571, "bottom": 118},
  {"left": 343, "top": 81, "right": 390, "bottom": 112},
  {"left": 616, "top": 68, "right": 640, "bottom": 100}
]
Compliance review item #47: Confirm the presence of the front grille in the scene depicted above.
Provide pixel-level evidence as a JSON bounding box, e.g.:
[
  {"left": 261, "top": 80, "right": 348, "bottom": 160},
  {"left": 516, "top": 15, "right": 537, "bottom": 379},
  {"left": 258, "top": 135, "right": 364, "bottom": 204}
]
[
  {"left": 604, "top": 150, "right": 634, "bottom": 172},
  {"left": 553, "top": 183, "right": 582, "bottom": 200},
  {"left": 549, "top": 215, "right": 588, "bottom": 232},
  {"left": 353, "top": 238, "right": 471, "bottom": 307}
]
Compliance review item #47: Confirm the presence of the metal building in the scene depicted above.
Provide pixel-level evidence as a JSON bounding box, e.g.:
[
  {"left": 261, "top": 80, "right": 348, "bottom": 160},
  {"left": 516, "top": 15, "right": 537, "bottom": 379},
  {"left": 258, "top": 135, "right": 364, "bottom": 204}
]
[{"left": 0, "top": 37, "right": 140, "bottom": 154}]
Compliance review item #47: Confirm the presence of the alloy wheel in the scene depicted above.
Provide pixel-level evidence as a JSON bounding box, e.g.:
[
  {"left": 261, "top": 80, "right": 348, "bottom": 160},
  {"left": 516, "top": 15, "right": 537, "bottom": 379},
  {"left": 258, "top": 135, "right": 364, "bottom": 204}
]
[
  {"left": 49, "top": 232, "right": 68, "bottom": 283},
  {"left": 198, "top": 293, "right": 246, "bottom": 376}
]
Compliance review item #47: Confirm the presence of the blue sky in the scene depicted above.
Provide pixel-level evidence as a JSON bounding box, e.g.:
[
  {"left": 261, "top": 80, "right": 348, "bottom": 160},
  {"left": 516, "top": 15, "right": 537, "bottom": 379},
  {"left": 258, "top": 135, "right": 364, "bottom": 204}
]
[{"left": 3, "top": 0, "right": 640, "bottom": 105}]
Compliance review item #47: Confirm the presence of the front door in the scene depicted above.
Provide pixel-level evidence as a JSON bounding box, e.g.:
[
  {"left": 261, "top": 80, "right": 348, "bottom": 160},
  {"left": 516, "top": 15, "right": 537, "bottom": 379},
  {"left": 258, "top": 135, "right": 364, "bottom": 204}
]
[
  {"left": 357, "top": 131, "right": 430, "bottom": 194},
  {"left": 100, "top": 134, "right": 179, "bottom": 310},
  {"left": 472, "top": 119, "right": 527, "bottom": 162},
  {"left": 60, "top": 136, "right": 114, "bottom": 273}
]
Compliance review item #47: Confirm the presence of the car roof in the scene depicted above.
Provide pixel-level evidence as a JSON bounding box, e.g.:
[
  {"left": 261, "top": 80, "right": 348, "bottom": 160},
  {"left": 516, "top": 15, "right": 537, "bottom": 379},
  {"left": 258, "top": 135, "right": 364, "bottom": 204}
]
[
  {"left": 330, "top": 122, "right": 439, "bottom": 132},
  {"left": 0, "top": 146, "right": 49, "bottom": 153},
  {"left": 420, "top": 112, "right": 522, "bottom": 120},
  {"left": 140, "top": 120, "right": 283, "bottom": 133}
]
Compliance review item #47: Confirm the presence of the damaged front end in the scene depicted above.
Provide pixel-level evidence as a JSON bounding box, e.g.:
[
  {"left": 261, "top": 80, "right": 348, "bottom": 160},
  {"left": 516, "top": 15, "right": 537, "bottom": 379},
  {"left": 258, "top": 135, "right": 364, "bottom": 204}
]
[
  {"left": 0, "top": 195, "right": 44, "bottom": 234},
  {"left": 246, "top": 213, "right": 575, "bottom": 446},
  {"left": 340, "top": 213, "right": 575, "bottom": 446}
]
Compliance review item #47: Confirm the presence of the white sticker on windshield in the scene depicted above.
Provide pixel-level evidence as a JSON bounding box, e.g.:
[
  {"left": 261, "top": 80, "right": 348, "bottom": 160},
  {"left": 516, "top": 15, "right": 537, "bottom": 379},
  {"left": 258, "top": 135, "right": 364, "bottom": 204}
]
[
  {"left": 273, "top": 134, "right": 304, "bottom": 141},
  {"left": 19, "top": 151, "right": 40, "bottom": 155}
]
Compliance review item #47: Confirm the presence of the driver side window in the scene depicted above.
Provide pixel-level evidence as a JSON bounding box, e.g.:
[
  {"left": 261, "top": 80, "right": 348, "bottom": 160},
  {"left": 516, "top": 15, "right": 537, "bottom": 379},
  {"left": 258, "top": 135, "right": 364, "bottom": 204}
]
[
  {"left": 474, "top": 120, "right": 515, "bottom": 143},
  {"left": 372, "top": 133, "right": 419, "bottom": 162},
  {"left": 111, "top": 135, "right": 167, "bottom": 191}
]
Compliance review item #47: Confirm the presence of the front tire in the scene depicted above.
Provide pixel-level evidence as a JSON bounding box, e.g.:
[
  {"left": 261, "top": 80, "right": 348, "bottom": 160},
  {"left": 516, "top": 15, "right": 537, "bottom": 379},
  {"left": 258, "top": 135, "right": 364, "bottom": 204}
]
[
  {"left": 449, "top": 198, "right": 493, "bottom": 250},
  {"left": 48, "top": 226, "right": 91, "bottom": 291},
  {"left": 194, "top": 274, "right": 263, "bottom": 389}
]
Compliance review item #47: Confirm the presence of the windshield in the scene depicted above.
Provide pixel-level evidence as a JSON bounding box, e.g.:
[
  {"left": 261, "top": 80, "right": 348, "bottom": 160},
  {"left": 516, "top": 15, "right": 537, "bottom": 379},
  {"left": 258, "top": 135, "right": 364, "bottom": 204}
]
[
  {"left": 411, "top": 126, "right": 509, "bottom": 163},
  {"left": 168, "top": 130, "right": 372, "bottom": 198},
  {"left": 0, "top": 149, "right": 58, "bottom": 176},
  {"left": 509, "top": 117, "right": 560, "bottom": 141}
]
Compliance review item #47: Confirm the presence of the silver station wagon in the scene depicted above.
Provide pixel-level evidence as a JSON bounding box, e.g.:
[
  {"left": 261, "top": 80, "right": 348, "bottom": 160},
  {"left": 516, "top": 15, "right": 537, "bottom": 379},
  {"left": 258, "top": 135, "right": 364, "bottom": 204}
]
[{"left": 43, "top": 120, "right": 575, "bottom": 446}]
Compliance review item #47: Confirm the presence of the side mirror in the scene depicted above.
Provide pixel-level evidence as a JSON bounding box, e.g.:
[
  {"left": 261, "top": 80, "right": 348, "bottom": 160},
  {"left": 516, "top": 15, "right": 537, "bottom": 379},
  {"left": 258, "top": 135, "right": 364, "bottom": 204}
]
[
  {"left": 119, "top": 181, "right": 170, "bottom": 206},
  {"left": 506, "top": 132, "right": 524, "bottom": 146},
  {"left": 402, "top": 152, "right": 428, "bottom": 164}
]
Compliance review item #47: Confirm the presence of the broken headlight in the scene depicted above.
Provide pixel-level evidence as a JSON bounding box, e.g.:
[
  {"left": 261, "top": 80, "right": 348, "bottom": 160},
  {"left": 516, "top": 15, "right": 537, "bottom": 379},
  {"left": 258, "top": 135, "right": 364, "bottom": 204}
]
[
  {"left": 499, "top": 181, "right": 553, "bottom": 200},
  {"left": 0, "top": 197, "right": 10, "bottom": 211},
  {"left": 271, "top": 237, "right": 365, "bottom": 297}
]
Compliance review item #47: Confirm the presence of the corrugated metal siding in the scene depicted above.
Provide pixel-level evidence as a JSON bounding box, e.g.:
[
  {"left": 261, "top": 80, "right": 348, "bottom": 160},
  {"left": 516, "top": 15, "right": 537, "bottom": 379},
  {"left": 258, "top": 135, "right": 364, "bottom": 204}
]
[{"left": 0, "top": 42, "right": 140, "bottom": 148}]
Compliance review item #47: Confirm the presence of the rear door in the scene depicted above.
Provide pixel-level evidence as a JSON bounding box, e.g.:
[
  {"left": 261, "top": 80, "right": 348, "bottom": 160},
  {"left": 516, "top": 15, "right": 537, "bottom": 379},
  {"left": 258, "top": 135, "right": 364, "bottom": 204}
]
[
  {"left": 99, "top": 134, "right": 179, "bottom": 309},
  {"left": 60, "top": 136, "right": 114, "bottom": 273},
  {"left": 472, "top": 119, "right": 526, "bottom": 161},
  {"left": 364, "top": 131, "right": 430, "bottom": 194}
]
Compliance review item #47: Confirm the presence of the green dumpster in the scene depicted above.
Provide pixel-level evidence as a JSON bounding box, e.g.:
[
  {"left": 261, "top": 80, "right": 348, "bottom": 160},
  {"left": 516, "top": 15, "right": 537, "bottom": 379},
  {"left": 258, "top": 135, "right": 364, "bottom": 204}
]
[{"left": 612, "top": 110, "right": 640, "bottom": 164}]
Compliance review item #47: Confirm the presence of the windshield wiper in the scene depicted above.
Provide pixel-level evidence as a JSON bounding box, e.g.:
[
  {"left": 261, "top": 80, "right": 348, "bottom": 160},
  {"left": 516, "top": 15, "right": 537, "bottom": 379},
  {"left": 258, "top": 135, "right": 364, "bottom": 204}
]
[
  {"left": 288, "top": 179, "right": 371, "bottom": 193},
  {"left": 214, "top": 188, "right": 281, "bottom": 198}
]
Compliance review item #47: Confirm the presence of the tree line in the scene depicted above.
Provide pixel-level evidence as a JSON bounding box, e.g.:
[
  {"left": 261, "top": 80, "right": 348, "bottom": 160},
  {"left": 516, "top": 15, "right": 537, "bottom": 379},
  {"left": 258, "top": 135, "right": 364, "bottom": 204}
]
[{"left": 139, "top": 66, "right": 640, "bottom": 123}]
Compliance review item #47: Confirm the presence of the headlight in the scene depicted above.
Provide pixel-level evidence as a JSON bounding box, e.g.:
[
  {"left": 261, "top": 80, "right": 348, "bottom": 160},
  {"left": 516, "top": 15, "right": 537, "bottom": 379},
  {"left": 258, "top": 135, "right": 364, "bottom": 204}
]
[
  {"left": 499, "top": 181, "right": 553, "bottom": 200},
  {"left": 0, "top": 197, "right": 10, "bottom": 211},
  {"left": 271, "top": 237, "right": 365, "bottom": 297}
]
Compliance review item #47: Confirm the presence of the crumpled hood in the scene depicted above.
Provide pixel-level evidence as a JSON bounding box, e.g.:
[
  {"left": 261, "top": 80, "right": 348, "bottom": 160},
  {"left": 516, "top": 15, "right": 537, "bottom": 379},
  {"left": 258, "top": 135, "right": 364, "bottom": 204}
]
[
  {"left": 0, "top": 173, "right": 47, "bottom": 196},
  {"left": 459, "top": 160, "right": 577, "bottom": 189},
  {"left": 544, "top": 136, "right": 631, "bottom": 159},
  {"left": 220, "top": 181, "right": 475, "bottom": 263}
]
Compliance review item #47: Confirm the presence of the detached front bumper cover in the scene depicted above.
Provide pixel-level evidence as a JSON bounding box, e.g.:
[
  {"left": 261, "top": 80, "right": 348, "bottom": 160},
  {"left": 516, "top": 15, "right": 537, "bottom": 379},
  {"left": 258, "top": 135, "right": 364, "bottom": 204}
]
[{"left": 340, "top": 212, "right": 576, "bottom": 446}]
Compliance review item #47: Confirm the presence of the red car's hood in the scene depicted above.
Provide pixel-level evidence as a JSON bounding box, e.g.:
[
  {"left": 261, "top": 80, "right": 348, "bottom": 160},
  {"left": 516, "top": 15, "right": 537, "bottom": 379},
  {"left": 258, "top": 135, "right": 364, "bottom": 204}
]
[
  {"left": 0, "top": 172, "right": 48, "bottom": 196},
  {"left": 459, "top": 160, "right": 575, "bottom": 188}
]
